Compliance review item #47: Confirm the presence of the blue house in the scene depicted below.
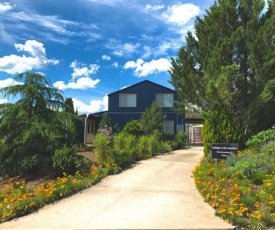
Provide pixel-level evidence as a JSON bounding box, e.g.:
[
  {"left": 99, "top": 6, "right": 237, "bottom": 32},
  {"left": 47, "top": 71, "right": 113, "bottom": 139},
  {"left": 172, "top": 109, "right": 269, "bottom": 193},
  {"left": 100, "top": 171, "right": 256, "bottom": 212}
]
[{"left": 80, "top": 80, "right": 185, "bottom": 144}]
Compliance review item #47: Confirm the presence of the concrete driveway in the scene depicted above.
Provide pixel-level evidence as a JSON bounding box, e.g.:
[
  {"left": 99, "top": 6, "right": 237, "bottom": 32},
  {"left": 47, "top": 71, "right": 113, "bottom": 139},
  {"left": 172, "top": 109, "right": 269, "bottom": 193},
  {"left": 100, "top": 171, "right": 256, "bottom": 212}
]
[{"left": 0, "top": 146, "right": 234, "bottom": 229}]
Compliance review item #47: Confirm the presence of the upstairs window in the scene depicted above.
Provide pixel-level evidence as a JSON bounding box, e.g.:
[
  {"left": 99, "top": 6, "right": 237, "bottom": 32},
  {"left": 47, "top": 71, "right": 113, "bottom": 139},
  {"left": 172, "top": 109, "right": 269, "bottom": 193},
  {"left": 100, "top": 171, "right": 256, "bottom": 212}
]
[
  {"left": 156, "top": 94, "right": 173, "bottom": 107},
  {"left": 119, "top": 94, "right": 137, "bottom": 107}
]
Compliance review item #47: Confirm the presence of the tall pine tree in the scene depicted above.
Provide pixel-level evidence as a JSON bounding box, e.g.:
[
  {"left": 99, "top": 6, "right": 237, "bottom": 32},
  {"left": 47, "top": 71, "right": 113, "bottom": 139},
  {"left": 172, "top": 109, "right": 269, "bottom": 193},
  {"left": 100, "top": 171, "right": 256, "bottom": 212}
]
[{"left": 169, "top": 0, "right": 275, "bottom": 153}]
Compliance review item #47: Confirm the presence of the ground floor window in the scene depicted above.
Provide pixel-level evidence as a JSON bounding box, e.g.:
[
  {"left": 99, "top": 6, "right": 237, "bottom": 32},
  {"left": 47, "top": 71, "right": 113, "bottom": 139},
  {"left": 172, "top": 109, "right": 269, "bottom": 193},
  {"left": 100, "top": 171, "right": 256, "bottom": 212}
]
[{"left": 164, "top": 120, "right": 174, "bottom": 135}]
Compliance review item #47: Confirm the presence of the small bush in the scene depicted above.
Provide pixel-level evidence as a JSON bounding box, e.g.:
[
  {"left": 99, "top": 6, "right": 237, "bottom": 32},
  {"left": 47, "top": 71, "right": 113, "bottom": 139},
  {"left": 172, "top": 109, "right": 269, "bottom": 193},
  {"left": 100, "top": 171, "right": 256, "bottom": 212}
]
[
  {"left": 155, "top": 141, "right": 173, "bottom": 154},
  {"left": 246, "top": 128, "right": 275, "bottom": 151},
  {"left": 137, "top": 135, "right": 153, "bottom": 160},
  {"left": 260, "top": 140, "right": 275, "bottom": 155},
  {"left": 52, "top": 147, "right": 78, "bottom": 175},
  {"left": 122, "top": 120, "right": 144, "bottom": 136},
  {"left": 226, "top": 152, "right": 273, "bottom": 184},
  {"left": 112, "top": 149, "right": 133, "bottom": 168},
  {"left": 171, "top": 130, "right": 188, "bottom": 150},
  {"left": 77, "top": 155, "right": 92, "bottom": 174},
  {"left": 93, "top": 133, "right": 111, "bottom": 163},
  {"left": 112, "top": 133, "right": 136, "bottom": 167}
]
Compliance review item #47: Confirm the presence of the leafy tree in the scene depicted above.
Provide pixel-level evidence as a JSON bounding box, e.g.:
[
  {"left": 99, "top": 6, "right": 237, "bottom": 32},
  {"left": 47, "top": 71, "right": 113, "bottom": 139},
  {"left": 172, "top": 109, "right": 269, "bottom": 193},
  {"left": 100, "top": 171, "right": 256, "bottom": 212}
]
[
  {"left": 0, "top": 72, "right": 77, "bottom": 176},
  {"left": 122, "top": 120, "right": 144, "bottom": 136},
  {"left": 98, "top": 112, "right": 112, "bottom": 129},
  {"left": 140, "top": 101, "right": 165, "bottom": 136},
  {"left": 169, "top": 0, "right": 275, "bottom": 152},
  {"left": 64, "top": 98, "right": 75, "bottom": 114}
]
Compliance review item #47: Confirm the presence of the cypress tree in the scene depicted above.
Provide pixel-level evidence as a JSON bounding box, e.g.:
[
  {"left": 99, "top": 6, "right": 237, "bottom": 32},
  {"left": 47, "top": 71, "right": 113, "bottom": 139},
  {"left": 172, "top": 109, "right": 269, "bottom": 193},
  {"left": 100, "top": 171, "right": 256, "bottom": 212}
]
[{"left": 169, "top": 0, "right": 275, "bottom": 153}]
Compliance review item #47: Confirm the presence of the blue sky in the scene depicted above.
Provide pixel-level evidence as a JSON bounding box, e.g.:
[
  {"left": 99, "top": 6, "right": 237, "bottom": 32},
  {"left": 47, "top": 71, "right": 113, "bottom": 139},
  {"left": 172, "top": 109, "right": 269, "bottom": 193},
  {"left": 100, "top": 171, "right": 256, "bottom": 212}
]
[{"left": 0, "top": 0, "right": 215, "bottom": 114}]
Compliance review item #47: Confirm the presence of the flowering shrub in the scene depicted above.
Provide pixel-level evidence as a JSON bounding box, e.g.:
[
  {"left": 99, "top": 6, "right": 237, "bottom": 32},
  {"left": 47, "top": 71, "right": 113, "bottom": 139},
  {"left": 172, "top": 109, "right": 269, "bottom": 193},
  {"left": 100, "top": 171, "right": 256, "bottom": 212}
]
[
  {"left": 193, "top": 147, "right": 275, "bottom": 229},
  {"left": 0, "top": 164, "right": 121, "bottom": 223},
  {"left": 98, "top": 125, "right": 113, "bottom": 140}
]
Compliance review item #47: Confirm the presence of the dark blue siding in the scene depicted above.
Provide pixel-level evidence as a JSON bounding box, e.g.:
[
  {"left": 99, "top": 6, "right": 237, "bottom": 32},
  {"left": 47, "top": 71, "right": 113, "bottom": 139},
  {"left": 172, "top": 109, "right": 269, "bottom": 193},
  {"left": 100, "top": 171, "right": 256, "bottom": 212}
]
[{"left": 107, "top": 80, "right": 184, "bottom": 133}]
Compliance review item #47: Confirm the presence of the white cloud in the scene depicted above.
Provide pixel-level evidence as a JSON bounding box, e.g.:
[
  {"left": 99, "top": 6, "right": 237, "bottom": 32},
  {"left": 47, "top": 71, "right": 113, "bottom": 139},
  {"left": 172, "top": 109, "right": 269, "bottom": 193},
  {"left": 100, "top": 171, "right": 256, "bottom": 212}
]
[
  {"left": 0, "top": 78, "right": 22, "bottom": 88},
  {"left": 70, "top": 61, "right": 100, "bottom": 79},
  {"left": 145, "top": 4, "right": 165, "bottom": 11},
  {"left": 112, "top": 62, "right": 118, "bottom": 68},
  {"left": 108, "top": 40, "right": 140, "bottom": 57},
  {"left": 0, "top": 2, "right": 14, "bottom": 12},
  {"left": 162, "top": 3, "right": 200, "bottom": 25},
  {"left": 113, "top": 50, "right": 123, "bottom": 57},
  {"left": 124, "top": 58, "right": 171, "bottom": 77},
  {"left": 0, "top": 98, "right": 8, "bottom": 104},
  {"left": 0, "top": 40, "right": 59, "bottom": 74},
  {"left": 54, "top": 77, "right": 100, "bottom": 90},
  {"left": 9, "top": 12, "right": 78, "bottom": 36},
  {"left": 102, "top": 55, "right": 111, "bottom": 60},
  {"left": 54, "top": 60, "right": 100, "bottom": 90},
  {"left": 72, "top": 95, "right": 108, "bottom": 114}
]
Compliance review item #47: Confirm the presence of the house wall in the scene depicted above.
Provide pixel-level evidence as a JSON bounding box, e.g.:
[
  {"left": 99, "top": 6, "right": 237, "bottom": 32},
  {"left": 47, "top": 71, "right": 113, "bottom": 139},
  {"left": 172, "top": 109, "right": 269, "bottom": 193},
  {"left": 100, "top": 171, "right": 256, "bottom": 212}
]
[{"left": 108, "top": 81, "right": 184, "bottom": 133}]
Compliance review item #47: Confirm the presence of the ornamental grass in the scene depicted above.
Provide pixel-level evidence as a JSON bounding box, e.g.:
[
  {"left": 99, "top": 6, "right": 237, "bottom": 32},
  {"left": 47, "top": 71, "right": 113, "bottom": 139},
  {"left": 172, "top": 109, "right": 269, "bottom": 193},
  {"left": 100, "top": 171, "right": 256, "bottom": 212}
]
[
  {"left": 0, "top": 164, "right": 121, "bottom": 223},
  {"left": 193, "top": 147, "right": 275, "bottom": 229}
]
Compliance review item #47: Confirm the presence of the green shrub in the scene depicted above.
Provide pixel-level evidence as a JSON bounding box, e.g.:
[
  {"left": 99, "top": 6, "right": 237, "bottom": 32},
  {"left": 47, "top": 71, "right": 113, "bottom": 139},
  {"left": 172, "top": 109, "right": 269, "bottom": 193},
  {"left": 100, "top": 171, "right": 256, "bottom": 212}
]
[
  {"left": 260, "top": 140, "right": 275, "bottom": 155},
  {"left": 155, "top": 141, "right": 173, "bottom": 154},
  {"left": 123, "top": 133, "right": 136, "bottom": 153},
  {"left": 112, "top": 133, "right": 136, "bottom": 167},
  {"left": 122, "top": 120, "right": 144, "bottom": 136},
  {"left": 246, "top": 128, "right": 275, "bottom": 151},
  {"left": 77, "top": 155, "right": 92, "bottom": 174},
  {"left": 111, "top": 149, "right": 133, "bottom": 168},
  {"left": 93, "top": 133, "right": 111, "bottom": 163},
  {"left": 226, "top": 151, "right": 273, "bottom": 184},
  {"left": 137, "top": 135, "right": 153, "bottom": 160},
  {"left": 171, "top": 130, "right": 188, "bottom": 150},
  {"left": 52, "top": 147, "right": 78, "bottom": 175}
]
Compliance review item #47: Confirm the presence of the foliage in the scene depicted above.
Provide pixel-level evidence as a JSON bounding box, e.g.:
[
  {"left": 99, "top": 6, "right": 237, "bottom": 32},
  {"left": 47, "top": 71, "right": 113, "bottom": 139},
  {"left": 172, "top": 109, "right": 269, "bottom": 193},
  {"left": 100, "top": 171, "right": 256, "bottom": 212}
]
[
  {"left": 202, "top": 105, "right": 243, "bottom": 154},
  {"left": 122, "top": 120, "right": 144, "bottom": 136},
  {"left": 93, "top": 133, "right": 111, "bottom": 163},
  {"left": 193, "top": 146, "right": 275, "bottom": 229},
  {"left": 0, "top": 72, "right": 77, "bottom": 176},
  {"left": 226, "top": 152, "right": 273, "bottom": 184},
  {"left": 246, "top": 127, "right": 275, "bottom": 151},
  {"left": 111, "top": 150, "right": 133, "bottom": 169},
  {"left": 140, "top": 101, "right": 165, "bottom": 136},
  {"left": 136, "top": 135, "right": 154, "bottom": 160},
  {"left": 98, "top": 112, "right": 112, "bottom": 129},
  {"left": 171, "top": 130, "right": 188, "bottom": 150},
  {"left": 0, "top": 163, "right": 121, "bottom": 223},
  {"left": 260, "top": 141, "right": 275, "bottom": 156},
  {"left": 112, "top": 133, "right": 136, "bottom": 168},
  {"left": 169, "top": 0, "right": 275, "bottom": 148},
  {"left": 97, "top": 125, "right": 113, "bottom": 140},
  {"left": 113, "top": 132, "right": 136, "bottom": 153},
  {"left": 52, "top": 147, "right": 79, "bottom": 176},
  {"left": 64, "top": 98, "right": 75, "bottom": 114},
  {"left": 155, "top": 141, "right": 173, "bottom": 154}
]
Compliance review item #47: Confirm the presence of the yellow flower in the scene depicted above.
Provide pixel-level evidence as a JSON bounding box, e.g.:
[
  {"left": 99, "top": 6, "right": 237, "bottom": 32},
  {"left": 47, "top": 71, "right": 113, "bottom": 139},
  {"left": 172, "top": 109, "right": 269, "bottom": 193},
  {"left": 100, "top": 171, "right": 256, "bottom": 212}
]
[
  {"left": 29, "top": 201, "right": 36, "bottom": 208},
  {"left": 255, "top": 202, "right": 260, "bottom": 208},
  {"left": 218, "top": 208, "right": 225, "bottom": 214}
]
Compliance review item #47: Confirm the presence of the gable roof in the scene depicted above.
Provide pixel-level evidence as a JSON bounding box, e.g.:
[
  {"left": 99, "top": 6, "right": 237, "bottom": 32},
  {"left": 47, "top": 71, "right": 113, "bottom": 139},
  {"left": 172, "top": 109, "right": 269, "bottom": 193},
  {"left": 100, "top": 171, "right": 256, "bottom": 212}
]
[{"left": 108, "top": 80, "right": 175, "bottom": 96}]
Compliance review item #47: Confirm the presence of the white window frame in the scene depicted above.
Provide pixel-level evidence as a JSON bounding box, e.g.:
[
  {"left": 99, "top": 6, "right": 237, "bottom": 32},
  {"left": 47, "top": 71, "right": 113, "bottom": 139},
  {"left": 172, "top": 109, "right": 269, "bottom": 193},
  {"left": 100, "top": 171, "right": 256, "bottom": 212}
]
[
  {"left": 119, "top": 94, "right": 137, "bottom": 107},
  {"left": 156, "top": 94, "right": 174, "bottom": 107},
  {"left": 164, "top": 120, "right": 174, "bottom": 135}
]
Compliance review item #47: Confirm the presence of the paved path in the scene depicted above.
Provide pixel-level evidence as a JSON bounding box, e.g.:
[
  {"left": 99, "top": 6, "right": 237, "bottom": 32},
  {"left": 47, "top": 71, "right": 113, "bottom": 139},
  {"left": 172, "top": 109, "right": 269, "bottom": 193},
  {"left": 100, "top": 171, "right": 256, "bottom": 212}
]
[{"left": 0, "top": 146, "right": 234, "bottom": 229}]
